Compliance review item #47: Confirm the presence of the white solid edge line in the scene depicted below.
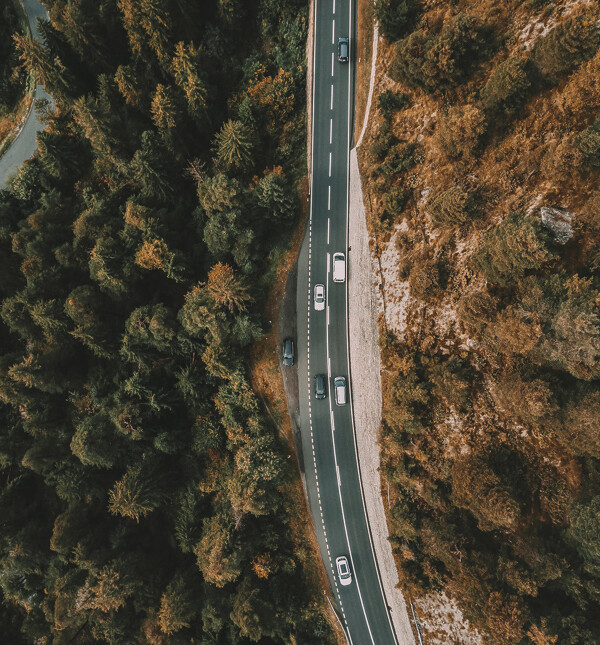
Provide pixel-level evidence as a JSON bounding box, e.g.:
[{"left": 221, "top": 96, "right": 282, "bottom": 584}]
[{"left": 331, "top": 414, "right": 376, "bottom": 645}]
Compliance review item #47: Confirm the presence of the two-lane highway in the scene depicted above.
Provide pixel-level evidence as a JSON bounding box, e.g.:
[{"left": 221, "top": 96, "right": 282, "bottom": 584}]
[{"left": 296, "top": 0, "right": 400, "bottom": 642}]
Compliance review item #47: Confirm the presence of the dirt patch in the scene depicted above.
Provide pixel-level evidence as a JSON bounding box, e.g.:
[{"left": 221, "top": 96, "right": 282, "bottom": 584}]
[{"left": 415, "top": 593, "right": 482, "bottom": 645}]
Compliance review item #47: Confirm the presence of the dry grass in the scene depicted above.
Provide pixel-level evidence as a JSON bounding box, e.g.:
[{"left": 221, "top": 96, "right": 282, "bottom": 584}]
[{"left": 354, "top": 0, "right": 375, "bottom": 143}]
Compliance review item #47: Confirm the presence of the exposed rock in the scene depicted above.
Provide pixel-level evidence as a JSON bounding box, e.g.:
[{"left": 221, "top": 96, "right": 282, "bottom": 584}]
[{"left": 540, "top": 206, "right": 574, "bottom": 244}]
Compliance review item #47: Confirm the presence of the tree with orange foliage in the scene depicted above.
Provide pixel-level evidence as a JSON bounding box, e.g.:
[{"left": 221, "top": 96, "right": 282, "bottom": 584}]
[{"left": 206, "top": 262, "right": 251, "bottom": 313}]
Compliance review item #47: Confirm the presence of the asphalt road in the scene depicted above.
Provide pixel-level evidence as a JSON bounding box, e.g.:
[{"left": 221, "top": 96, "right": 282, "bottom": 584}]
[
  {"left": 0, "top": 0, "right": 51, "bottom": 187},
  {"left": 296, "top": 0, "right": 400, "bottom": 643}
]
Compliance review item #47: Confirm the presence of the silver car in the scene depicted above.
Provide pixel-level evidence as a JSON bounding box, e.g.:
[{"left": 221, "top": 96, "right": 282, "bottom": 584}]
[
  {"left": 314, "top": 284, "right": 325, "bottom": 311},
  {"left": 334, "top": 376, "right": 347, "bottom": 406}
]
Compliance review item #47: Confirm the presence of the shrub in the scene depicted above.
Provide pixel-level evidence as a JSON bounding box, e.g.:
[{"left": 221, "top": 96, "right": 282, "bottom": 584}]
[
  {"left": 457, "top": 289, "right": 498, "bottom": 337},
  {"left": 370, "top": 121, "right": 396, "bottom": 160},
  {"left": 378, "top": 90, "right": 410, "bottom": 118},
  {"left": 408, "top": 257, "right": 439, "bottom": 299},
  {"left": 376, "top": 142, "right": 420, "bottom": 177},
  {"left": 474, "top": 212, "right": 554, "bottom": 286},
  {"left": 391, "top": 14, "right": 484, "bottom": 92},
  {"left": 375, "top": 0, "right": 420, "bottom": 43},
  {"left": 540, "top": 135, "right": 583, "bottom": 180},
  {"left": 532, "top": 14, "right": 600, "bottom": 83},
  {"left": 481, "top": 56, "right": 532, "bottom": 117},
  {"left": 382, "top": 187, "right": 408, "bottom": 220},
  {"left": 427, "top": 186, "right": 476, "bottom": 227},
  {"left": 574, "top": 119, "right": 600, "bottom": 168},
  {"left": 435, "top": 104, "right": 486, "bottom": 159}
]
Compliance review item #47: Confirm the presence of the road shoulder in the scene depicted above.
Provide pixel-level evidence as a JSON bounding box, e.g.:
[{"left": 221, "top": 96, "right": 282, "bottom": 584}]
[{"left": 348, "top": 148, "right": 416, "bottom": 645}]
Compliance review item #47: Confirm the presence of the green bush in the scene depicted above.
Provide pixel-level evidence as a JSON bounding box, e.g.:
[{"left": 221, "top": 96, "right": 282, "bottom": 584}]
[
  {"left": 575, "top": 119, "right": 600, "bottom": 168},
  {"left": 375, "top": 0, "right": 420, "bottom": 43},
  {"left": 427, "top": 186, "right": 476, "bottom": 227},
  {"left": 474, "top": 212, "right": 555, "bottom": 286},
  {"left": 377, "top": 142, "right": 420, "bottom": 178},
  {"left": 532, "top": 14, "right": 600, "bottom": 82},
  {"left": 390, "top": 14, "right": 485, "bottom": 92},
  {"left": 378, "top": 90, "right": 410, "bottom": 118},
  {"left": 481, "top": 56, "right": 532, "bottom": 117},
  {"left": 381, "top": 187, "right": 408, "bottom": 225},
  {"left": 370, "top": 120, "right": 396, "bottom": 160}
]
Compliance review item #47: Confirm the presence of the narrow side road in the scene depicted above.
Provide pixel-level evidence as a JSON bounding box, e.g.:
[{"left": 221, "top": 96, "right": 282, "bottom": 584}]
[{"left": 0, "top": 0, "right": 52, "bottom": 186}]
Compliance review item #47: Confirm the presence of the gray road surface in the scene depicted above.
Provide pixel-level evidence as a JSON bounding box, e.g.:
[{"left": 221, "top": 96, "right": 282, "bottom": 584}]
[{"left": 295, "top": 0, "right": 401, "bottom": 642}]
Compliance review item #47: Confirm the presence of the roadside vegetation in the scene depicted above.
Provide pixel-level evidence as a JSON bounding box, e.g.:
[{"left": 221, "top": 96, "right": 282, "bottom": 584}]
[
  {"left": 0, "top": 0, "right": 32, "bottom": 158},
  {"left": 363, "top": 0, "right": 600, "bottom": 642},
  {"left": 0, "top": 0, "right": 337, "bottom": 642}
]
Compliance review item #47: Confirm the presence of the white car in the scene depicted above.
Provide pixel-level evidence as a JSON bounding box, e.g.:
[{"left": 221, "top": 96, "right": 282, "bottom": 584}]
[
  {"left": 332, "top": 252, "right": 345, "bottom": 283},
  {"left": 336, "top": 556, "right": 352, "bottom": 586},
  {"left": 314, "top": 284, "right": 325, "bottom": 311}
]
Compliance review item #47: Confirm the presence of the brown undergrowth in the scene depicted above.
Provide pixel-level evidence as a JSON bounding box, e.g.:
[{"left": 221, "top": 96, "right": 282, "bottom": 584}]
[{"left": 354, "top": 0, "right": 375, "bottom": 144}]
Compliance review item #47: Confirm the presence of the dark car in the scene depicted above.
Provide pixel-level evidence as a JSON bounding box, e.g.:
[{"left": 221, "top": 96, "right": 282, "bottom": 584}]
[
  {"left": 338, "top": 37, "right": 349, "bottom": 63},
  {"left": 314, "top": 374, "right": 327, "bottom": 400},
  {"left": 282, "top": 338, "right": 294, "bottom": 366}
]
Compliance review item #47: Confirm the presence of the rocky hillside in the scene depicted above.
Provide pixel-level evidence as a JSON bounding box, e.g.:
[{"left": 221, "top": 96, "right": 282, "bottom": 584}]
[{"left": 360, "top": 0, "right": 600, "bottom": 642}]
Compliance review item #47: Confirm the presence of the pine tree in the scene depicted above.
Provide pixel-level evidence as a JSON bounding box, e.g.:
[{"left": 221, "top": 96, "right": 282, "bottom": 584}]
[
  {"left": 151, "top": 83, "right": 180, "bottom": 132},
  {"left": 108, "top": 464, "right": 163, "bottom": 522},
  {"left": 206, "top": 263, "right": 251, "bottom": 313},
  {"left": 171, "top": 41, "right": 207, "bottom": 120},
  {"left": 213, "top": 120, "right": 255, "bottom": 171},
  {"left": 158, "top": 572, "right": 196, "bottom": 634}
]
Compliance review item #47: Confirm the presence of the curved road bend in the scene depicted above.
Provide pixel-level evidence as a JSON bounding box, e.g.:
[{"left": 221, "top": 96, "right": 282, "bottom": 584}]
[
  {"left": 0, "top": 0, "right": 52, "bottom": 187},
  {"left": 297, "top": 0, "right": 400, "bottom": 643}
]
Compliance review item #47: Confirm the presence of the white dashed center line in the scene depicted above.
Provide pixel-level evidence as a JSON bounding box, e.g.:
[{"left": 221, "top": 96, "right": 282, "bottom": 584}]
[
  {"left": 332, "top": 19, "right": 335, "bottom": 44},
  {"left": 329, "top": 151, "right": 332, "bottom": 176},
  {"left": 328, "top": 185, "right": 331, "bottom": 210},
  {"left": 330, "top": 117, "right": 333, "bottom": 142},
  {"left": 327, "top": 217, "right": 330, "bottom": 244},
  {"left": 330, "top": 85, "right": 334, "bottom": 110},
  {"left": 331, "top": 52, "right": 334, "bottom": 76}
]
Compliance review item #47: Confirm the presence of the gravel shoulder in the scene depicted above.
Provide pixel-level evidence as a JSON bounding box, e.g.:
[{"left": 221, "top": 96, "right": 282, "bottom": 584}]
[{"left": 348, "top": 148, "right": 415, "bottom": 645}]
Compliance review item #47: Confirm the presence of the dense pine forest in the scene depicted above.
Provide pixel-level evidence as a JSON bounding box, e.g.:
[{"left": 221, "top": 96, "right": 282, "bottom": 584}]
[
  {"left": 0, "top": 0, "right": 336, "bottom": 642},
  {"left": 366, "top": 0, "right": 600, "bottom": 642}
]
